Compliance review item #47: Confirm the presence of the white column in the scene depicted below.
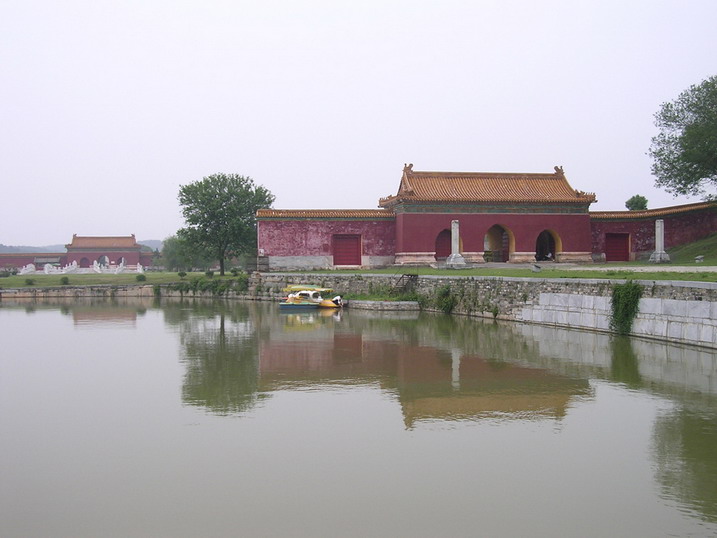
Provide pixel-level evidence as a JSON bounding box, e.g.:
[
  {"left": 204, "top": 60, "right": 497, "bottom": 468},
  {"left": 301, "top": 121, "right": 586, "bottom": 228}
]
[
  {"left": 446, "top": 220, "right": 467, "bottom": 267},
  {"left": 649, "top": 219, "right": 671, "bottom": 263}
]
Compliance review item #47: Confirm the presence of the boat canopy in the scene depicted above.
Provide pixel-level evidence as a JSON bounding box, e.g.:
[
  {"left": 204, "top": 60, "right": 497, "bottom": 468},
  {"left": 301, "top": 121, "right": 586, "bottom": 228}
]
[{"left": 282, "top": 285, "right": 333, "bottom": 293}]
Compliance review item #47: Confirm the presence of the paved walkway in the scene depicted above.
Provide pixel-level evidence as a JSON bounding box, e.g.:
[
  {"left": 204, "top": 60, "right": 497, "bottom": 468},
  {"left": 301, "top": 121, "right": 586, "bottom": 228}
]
[{"left": 479, "top": 262, "right": 716, "bottom": 272}]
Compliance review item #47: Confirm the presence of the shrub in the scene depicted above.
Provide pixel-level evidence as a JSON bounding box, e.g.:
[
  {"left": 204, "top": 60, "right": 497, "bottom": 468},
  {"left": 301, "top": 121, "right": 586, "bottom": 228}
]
[
  {"left": 0, "top": 271, "right": 11, "bottom": 278},
  {"left": 234, "top": 271, "right": 249, "bottom": 292},
  {"left": 205, "top": 270, "right": 214, "bottom": 278},
  {"left": 178, "top": 271, "right": 187, "bottom": 279},
  {"left": 136, "top": 274, "right": 147, "bottom": 282},
  {"left": 24, "top": 278, "right": 35, "bottom": 286},
  {"left": 230, "top": 268, "right": 240, "bottom": 277},
  {"left": 610, "top": 281, "right": 643, "bottom": 335},
  {"left": 435, "top": 284, "right": 457, "bottom": 314},
  {"left": 60, "top": 276, "right": 70, "bottom": 285}
]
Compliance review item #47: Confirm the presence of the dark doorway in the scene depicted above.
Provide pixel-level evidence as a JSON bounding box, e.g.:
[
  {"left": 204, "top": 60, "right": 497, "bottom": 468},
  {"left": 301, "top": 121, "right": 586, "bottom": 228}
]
[
  {"left": 435, "top": 229, "right": 451, "bottom": 260},
  {"left": 535, "top": 230, "right": 556, "bottom": 261}
]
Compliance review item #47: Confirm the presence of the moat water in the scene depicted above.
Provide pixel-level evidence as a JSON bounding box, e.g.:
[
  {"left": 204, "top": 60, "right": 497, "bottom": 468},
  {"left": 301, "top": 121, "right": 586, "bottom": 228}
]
[{"left": 1, "top": 298, "right": 716, "bottom": 537}]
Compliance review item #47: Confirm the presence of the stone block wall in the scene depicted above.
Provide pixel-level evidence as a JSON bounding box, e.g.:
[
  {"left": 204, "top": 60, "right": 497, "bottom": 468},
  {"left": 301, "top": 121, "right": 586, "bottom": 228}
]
[
  {"left": 3, "top": 273, "right": 715, "bottom": 349},
  {"left": 251, "top": 273, "right": 717, "bottom": 348}
]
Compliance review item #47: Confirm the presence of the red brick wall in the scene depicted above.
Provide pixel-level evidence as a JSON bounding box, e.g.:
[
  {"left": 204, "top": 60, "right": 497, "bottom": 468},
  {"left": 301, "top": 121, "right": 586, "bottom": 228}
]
[
  {"left": 591, "top": 206, "right": 717, "bottom": 258},
  {"left": 258, "top": 219, "right": 395, "bottom": 256},
  {"left": 396, "top": 212, "right": 593, "bottom": 253},
  {"left": 0, "top": 253, "right": 68, "bottom": 269}
]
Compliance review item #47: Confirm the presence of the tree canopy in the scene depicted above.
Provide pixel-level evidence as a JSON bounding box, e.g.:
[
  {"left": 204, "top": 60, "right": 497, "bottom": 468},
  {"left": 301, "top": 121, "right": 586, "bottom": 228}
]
[
  {"left": 160, "top": 235, "right": 214, "bottom": 271},
  {"left": 177, "top": 173, "right": 275, "bottom": 275},
  {"left": 649, "top": 75, "right": 717, "bottom": 198},
  {"left": 625, "top": 194, "right": 648, "bottom": 211}
]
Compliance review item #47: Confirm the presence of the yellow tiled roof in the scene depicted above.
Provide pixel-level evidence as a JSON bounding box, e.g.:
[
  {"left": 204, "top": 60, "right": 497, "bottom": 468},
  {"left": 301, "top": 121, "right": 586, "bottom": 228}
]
[
  {"left": 379, "top": 164, "right": 596, "bottom": 207},
  {"left": 590, "top": 201, "right": 716, "bottom": 220},
  {"left": 66, "top": 235, "right": 139, "bottom": 249},
  {"left": 257, "top": 209, "right": 394, "bottom": 218}
]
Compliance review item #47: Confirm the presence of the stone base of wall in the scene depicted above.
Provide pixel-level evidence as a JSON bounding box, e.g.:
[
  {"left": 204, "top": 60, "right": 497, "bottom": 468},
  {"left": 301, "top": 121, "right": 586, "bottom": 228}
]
[
  {"left": 394, "top": 252, "right": 437, "bottom": 265},
  {"left": 268, "top": 255, "right": 333, "bottom": 271},
  {"left": 462, "top": 252, "right": 484, "bottom": 263},
  {"left": 361, "top": 255, "right": 395, "bottom": 268},
  {"left": 556, "top": 251, "right": 593, "bottom": 263},
  {"left": 510, "top": 251, "right": 537, "bottom": 263}
]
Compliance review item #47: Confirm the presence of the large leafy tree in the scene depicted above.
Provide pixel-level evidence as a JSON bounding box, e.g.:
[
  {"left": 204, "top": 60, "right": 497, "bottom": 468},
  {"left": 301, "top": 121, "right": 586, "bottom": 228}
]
[
  {"left": 160, "top": 235, "right": 213, "bottom": 271},
  {"left": 625, "top": 194, "right": 648, "bottom": 211},
  {"left": 178, "top": 173, "right": 275, "bottom": 275},
  {"left": 649, "top": 75, "right": 717, "bottom": 198}
]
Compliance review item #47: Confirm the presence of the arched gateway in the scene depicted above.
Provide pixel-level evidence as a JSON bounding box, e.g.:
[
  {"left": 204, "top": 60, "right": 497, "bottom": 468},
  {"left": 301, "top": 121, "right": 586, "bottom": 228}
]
[
  {"left": 382, "top": 164, "right": 595, "bottom": 265},
  {"left": 256, "top": 164, "right": 596, "bottom": 269},
  {"left": 484, "top": 225, "right": 513, "bottom": 262}
]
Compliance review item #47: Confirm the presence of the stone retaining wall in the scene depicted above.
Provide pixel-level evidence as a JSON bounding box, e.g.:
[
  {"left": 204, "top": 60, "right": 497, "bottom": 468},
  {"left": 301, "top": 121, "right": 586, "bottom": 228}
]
[
  {"left": 254, "top": 273, "right": 717, "bottom": 348},
  {"left": 2, "top": 273, "right": 716, "bottom": 348}
]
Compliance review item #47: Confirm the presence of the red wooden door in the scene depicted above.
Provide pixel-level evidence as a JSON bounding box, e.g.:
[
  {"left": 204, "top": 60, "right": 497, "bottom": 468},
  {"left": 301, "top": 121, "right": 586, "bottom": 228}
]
[
  {"left": 333, "top": 235, "right": 361, "bottom": 265},
  {"left": 605, "top": 233, "right": 630, "bottom": 261}
]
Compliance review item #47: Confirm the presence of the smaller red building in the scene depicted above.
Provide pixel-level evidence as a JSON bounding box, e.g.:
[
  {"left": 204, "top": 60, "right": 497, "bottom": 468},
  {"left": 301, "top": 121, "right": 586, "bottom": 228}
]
[
  {"left": 65, "top": 234, "right": 150, "bottom": 267},
  {"left": 0, "top": 234, "right": 154, "bottom": 271}
]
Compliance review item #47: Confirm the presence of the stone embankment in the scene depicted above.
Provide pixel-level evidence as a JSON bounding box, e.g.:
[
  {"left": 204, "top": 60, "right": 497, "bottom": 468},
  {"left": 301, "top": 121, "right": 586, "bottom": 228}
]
[
  {"left": 2, "top": 272, "right": 716, "bottom": 349},
  {"left": 254, "top": 273, "right": 717, "bottom": 349}
]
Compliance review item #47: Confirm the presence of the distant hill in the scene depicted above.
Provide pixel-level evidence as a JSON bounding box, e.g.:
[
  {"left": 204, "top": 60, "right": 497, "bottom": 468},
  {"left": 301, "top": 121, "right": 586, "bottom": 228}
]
[
  {"left": 0, "top": 244, "right": 66, "bottom": 253},
  {"left": 138, "top": 240, "right": 163, "bottom": 251}
]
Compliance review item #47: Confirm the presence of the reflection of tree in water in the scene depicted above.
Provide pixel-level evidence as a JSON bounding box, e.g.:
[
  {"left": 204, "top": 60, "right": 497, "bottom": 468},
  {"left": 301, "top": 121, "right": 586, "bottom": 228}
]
[
  {"left": 609, "top": 336, "right": 642, "bottom": 388},
  {"left": 171, "top": 300, "right": 266, "bottom": 415},
  {"left": 653, "top": 408, "right": 717, "bottom": 523}
]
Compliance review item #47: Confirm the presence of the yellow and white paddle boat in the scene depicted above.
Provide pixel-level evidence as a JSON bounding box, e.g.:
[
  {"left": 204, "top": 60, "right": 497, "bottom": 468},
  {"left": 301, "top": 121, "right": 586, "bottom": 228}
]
[{"left": 279, "top": 285, "right": 344, "bottom": 309}]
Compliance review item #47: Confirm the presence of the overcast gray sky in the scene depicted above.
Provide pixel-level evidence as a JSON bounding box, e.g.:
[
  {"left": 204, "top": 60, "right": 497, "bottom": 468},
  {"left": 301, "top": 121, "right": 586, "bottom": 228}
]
[{"left": 1, "top": 0, "right": 715, "bottom": 246}]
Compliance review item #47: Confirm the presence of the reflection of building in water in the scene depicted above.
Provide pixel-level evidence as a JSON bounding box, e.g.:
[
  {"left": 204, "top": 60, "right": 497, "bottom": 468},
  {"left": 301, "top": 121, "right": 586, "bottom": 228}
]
[
  {"left": 72, "top": 308, "right": 139, "bottom": 327},
  {"left": 395, "top": 350, "right": 590, "bottom": 428},
  {"left": 1, "top": 298, "right": 151, "bottom": 328},
  {"left": 259, "top": 313, "right": 591, "bottom": 427}
]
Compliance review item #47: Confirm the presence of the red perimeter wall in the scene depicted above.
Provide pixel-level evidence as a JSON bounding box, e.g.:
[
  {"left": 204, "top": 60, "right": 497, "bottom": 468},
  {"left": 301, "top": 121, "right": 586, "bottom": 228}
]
[
  {"left": 258, "top": 220, "right": 395, "bottom": 257},
  {"left": 590, "top": 207, "right": 717, "bottom": 258}
]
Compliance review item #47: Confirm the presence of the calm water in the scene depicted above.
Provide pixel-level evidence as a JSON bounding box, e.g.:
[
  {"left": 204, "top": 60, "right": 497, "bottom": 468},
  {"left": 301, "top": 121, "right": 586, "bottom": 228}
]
[{"left": 1, "top": 298, "right": 716, "bottom": 537}]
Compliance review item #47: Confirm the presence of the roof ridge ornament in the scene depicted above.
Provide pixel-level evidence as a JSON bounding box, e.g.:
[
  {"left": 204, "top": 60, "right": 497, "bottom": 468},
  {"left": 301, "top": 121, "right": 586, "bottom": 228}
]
[
  {"left": 554, "top": 165, "right": 565, "bottom": 176},
  {"left": 403, "top": 163, "right": 413, "bottom": 174}
]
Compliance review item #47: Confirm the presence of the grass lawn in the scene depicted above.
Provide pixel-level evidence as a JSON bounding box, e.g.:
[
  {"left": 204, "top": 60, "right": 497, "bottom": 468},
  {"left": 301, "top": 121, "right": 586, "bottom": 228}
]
[
  {"left": 310, "top": 266, "right": 717, "bottom": 282},
  {"left": 667, "top": 232, "right": 717, "bottom": 264},
  {"left": 1, "top": 233, "right": 715, "bottom": 289},
  {"left": 0, "top": 272, "right": 219, "bottom": 289}
]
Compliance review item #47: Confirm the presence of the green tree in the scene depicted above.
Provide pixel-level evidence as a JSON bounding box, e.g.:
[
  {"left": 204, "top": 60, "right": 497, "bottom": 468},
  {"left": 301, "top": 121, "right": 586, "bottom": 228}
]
[
  {"left": 649, "top": 75, "right": 717, "bottom": 198},
  {"left": 160, "top": 235, "right": 213, "bottom": 271},
  {"left": 178, "top": 173, "right": 275, "bottom": 276},
  {"left": 625, "top": 194, "right": 648, "bottom": 211}
]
